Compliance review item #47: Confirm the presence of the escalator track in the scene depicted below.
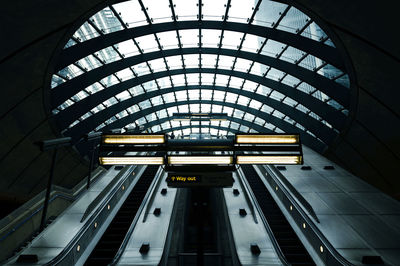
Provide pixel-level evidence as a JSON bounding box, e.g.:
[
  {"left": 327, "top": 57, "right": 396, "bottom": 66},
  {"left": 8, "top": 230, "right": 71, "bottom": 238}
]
[
  {"left": 241, "top": 165, "right": 315, "bottom": 266},
  {"left": 85, "top": 165, "right": 159, "bottom": 265}
]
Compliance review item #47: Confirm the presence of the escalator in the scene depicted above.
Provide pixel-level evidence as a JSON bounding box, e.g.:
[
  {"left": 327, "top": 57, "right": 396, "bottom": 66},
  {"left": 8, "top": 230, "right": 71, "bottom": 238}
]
[
  {"left": 85, "top": 165, "right": 159, "bottom": 265},
  {"left": 241, "top": 165, "right": 315, "bottom": 266}
]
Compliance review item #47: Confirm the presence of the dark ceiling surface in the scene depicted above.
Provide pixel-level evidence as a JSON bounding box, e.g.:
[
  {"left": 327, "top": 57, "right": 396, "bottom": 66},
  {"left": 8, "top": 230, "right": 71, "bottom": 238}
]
[{"left": 0, "top": 0, "right": 399, "bottom": 214}]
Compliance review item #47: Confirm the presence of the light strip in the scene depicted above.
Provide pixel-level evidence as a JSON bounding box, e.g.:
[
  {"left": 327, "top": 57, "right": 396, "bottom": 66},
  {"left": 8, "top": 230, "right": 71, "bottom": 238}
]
[
  {"left": 102, "top": 135, "right": 165, "bottom": 144},
  {"left": 99, "top": 157, "right": 164, "bottom": 165},
  {"left": 168, "top": 156, "right": 233, "bottom": 165},
  {"left": 236, "top": 134, "right": 299, "bottom": 144},
  {"left": 236, "top": 155, "right": 302, "bottom": 164}
]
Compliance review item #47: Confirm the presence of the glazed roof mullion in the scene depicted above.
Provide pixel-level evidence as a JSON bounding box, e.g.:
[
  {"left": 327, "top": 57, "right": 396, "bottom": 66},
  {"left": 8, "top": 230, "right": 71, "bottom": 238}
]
[
  {"left": 64, "top": 93, "right": 337, "bottom": 144},
  {"left": 161, "top": 125, "right": 241, "bottom": 135},
  {"left": 53, "top": 48, "right": 349, "bottom": 108},
  {"left": 135, "top": 114, "right": 266, "bottom": 135},
  {"left": 57, "top": 20, "right": 343, "bottom": 71},
  {"left": 55, "top": 70, "right": 346, "bottom": 130},
  {"left": 96, "top": 99, "right": 326, "bottom": 152}
]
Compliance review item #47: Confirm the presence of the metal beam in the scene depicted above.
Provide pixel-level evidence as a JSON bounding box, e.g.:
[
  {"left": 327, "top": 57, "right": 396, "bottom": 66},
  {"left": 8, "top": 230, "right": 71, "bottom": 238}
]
[
  {"left": 60, "top": 87, "right": 337, "bottom": 144},
  {"left": 143, "top": 124, "right": 325, "bottom": 153},
  {"left": 57, "top": 20, "right": 344, "bottom": 71},
  {"left": 55, "top": 76, "right": 346, "bottom": 133},
  {"left": 114, "top": 115, "right": 270, "bottom": 135},
  {"left": 53, "top": 47, "right": 349, "bottom": 109},
  {"left": 65, "top": 99, "right": 335, "bottom": 148},
  {"left": 56, "top": 84, "right": 345, "bottom": 131}
]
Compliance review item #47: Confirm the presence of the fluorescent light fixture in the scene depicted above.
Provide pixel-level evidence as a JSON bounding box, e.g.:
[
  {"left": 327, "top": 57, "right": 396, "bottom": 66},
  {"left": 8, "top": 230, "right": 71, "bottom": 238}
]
[
  {"left": 168, "top": 156, "right": 233, "bottom": 165},
  {"left": 236, "top": 134, "right": 299, "bottom": 144},
  {"left": 236, "top": 155, "right": 302, "bottom": 164},
  {"left": 99, "top": 156, "right": 164, "bottom": 165},
  {"left": 102, "top": 135, "right": 165, "bottom": 144},
  {"left": 172, "top": 118, "right": 191, "bottom": 121}
]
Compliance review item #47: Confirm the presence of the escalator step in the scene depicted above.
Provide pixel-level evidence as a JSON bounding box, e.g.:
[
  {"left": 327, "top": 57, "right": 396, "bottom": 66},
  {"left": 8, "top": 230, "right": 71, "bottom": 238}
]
[
  {"left": 241, "top": 165, "right": 315, "bottom": 266},
  {"left": 85, "top": 166, "right": 159, "bottom": 265}
]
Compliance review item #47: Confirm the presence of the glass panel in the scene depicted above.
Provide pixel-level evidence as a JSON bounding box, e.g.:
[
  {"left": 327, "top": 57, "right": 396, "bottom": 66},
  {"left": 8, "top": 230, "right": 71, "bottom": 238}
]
[
  {"left": 237, "top": 95, "right": 250, "bottom": 106},
  {"left": 90, "top": 7, "right": 123, "bottom": 35},
  {"left": 230, "top": 77, "right": 244, "bottom": 88},
  {"left": 225, "top": 92, "right": 236, "bottom": 103},
  {"left": 261, "top": 40, "right": 284, "bottom": 57},
  {"left": 254, "top": 1, "right": 288, "bottom": 28},
  {"left": 179, "top": 29, "right": 199, "bottom": 48},
  {"left": 203, "top": 0, "right": 227, "bottom": 20},
  {"left": 234, "top": 58, "right": 252, "bottom": 72},
  {"left": 270, "top": 91, "right": 285, "bottom": 101},
  {"left": 215, "top": 74, "right": 229, "bottom": 85},
  {"left": 176, "top": 91, "right": 187, "bottom": 101},
  {"left": 201, "top": 73, "right": 214, "bottom": 84},
  {"left": 222, "top": 31, "right": 243, "bottom": 50},
  {"left": 250, "top": 62, "right": 267, "bottom": 77},
  {"left": 213, "top": 91, "right": 225, "bottom": 101},
  {"left": 116, "top": 90, "right": 131, "bottom": 101},
  {"left": 173, "top": 0, "right": 197, "bottom": 21},
  {"left": 115, "top": 68, "right": 134, "bottom": 81},
  {"left": 135, "top": 34, "right": 160, "bottom": 53},
  {"left": 158, "top": 31, "right": 179, "bottom": 50},
  {"left": 202, "top": 29, "right": 222, "bottom": 48},
  {"left": 183, "top": 54, "right": 199, "bottom": 68},
  {"left": 117, "top": 40, "right": 140, "bottom": 57},
  {"left": 142, "top": 0, "right": 173, "bottom": 24},
  {"left": 218, "top": 55, "right": 234, "bottom": 70},
  {"left": 165, "top": 55, "right": 182, "bottom": 70},
  {"left": 132, "top": 62, "right": 151, "bottom": 76},
  {"left": 148, "top": 58, "right": 167, "bottom": 72},
  {"left": 241, "top": 34, "right": 263, "bottom": 53},
  {"left": 249, "top": 99, "right": 262, "bottom": 110},
  {"left": 228, "top": 0, "right": 254, "bottom": 23},
  {"left": 202, "top": 55, "right": 217, "bottom": 68},
  {"left": 277, "top": 7, "right": 309, "bottom": 35},
  {"left": 281, "top": 75, "right": 301, "bottom": 87},
  {"left": 112, "top": 1, "right": 148, "bottom": 27}
]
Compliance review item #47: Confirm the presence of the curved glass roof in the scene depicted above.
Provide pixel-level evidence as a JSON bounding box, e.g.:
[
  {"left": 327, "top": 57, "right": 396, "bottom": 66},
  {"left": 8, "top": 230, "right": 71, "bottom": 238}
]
[{"left": 49, "top": 0, "right": 353, "bottom": 155}]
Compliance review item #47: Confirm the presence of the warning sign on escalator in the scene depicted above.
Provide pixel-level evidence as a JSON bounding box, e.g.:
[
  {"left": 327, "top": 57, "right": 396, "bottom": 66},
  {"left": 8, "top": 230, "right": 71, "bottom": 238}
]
[{"left": 167, "top": 172, "right": 232, "bottom": 187}]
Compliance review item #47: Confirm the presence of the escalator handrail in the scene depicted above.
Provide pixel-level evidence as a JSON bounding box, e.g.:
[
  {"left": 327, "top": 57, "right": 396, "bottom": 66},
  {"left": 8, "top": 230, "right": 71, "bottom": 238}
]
[
  {"left": 142, "top": 166, "right": 165, "bottom": 223},
  {"left": 42, "top": 165, "right": 141, "bottom": 266},
  {"left": 235, "top": 167, "right": 258, "bottom": 224},
  {"left": 110, "top": 166, "right": 164, "bottom": 266},
  {"left": 261, "top": 165, "right": 354, "bottom": 266},
  {"left": 236, "top": 166, "right": 291, "bottom": 266},
  {"left": 268, "top": 166, "right": 320, "bottom": 223}
]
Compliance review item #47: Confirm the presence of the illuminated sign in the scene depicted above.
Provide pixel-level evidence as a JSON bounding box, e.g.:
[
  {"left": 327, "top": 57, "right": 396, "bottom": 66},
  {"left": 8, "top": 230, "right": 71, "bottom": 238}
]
[{"left": 167, "top": 172, "right": 232, "bottom": 187}]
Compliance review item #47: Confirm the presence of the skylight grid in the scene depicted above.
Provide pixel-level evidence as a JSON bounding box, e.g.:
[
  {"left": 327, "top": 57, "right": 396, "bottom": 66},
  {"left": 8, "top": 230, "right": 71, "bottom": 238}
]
[{"left": 52, "top": 0, "right": 353, "bottom": 153}]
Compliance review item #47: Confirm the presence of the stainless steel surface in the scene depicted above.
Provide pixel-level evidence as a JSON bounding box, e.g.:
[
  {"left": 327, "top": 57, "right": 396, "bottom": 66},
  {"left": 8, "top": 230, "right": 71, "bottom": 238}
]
[
  {"left": 264, "top": 145, "right": 400, "bottom": 266},
  {"left": 117, "top": 172, "right": 177, "bottom": 266},
  {"left": 5, "top": 166, "right": 138, "bottom": 265},
  {"left": 222, "top": 172, "right": 282, "bottom": 266}
]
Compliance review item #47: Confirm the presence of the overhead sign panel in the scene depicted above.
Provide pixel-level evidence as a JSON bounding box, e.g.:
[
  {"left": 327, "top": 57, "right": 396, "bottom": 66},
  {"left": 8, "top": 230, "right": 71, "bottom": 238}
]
[{"left": 167, "top": 172, "right": 233, "bottom": 187}]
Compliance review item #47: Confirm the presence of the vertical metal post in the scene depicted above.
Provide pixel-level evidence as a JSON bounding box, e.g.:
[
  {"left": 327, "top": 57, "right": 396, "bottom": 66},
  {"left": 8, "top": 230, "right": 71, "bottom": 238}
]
[
  {"left": 40, "top": 148, "right": 58, "bottom": 231},
  {"left": 87, "top": 145, "right": 96, "bottom": 189}
]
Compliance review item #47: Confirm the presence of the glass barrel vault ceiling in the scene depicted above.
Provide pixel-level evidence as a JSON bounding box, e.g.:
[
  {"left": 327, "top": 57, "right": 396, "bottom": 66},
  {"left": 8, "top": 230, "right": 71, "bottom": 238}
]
[{"left": 49, "top": 0, "right": 353, "bottom": 155}]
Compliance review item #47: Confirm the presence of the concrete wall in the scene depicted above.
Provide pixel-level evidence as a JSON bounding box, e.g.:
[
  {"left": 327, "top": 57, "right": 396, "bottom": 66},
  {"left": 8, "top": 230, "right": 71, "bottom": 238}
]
[{"left": 290, "top": 0, "right": 400, "bottom": 200}]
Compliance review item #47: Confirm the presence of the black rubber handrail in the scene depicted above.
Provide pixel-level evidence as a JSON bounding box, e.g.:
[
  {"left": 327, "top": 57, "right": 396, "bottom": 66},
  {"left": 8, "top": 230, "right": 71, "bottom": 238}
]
[
  {"left": 267, "top": 165, "right": 320, "bottom": 223},
  {"left": 109, "top": 166, "right": 163, "bottom": 265},
  {"left": 80, "top": 166, "right": 136, "bottom": 222},
  {"left": 236, "top": 167, "right": 291, "bottom": 266},
  {"left": 259, "top": 164, "right": 354, "bottom": 266},
  {"left": 42, "top": 165, "right": 142, "bottom": 266}
]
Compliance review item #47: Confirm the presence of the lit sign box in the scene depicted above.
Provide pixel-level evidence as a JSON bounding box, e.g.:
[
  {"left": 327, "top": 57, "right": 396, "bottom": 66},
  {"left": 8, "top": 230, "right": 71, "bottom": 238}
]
[{"left": 167, "top": 172, "right": 233, "bottom": 188}]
